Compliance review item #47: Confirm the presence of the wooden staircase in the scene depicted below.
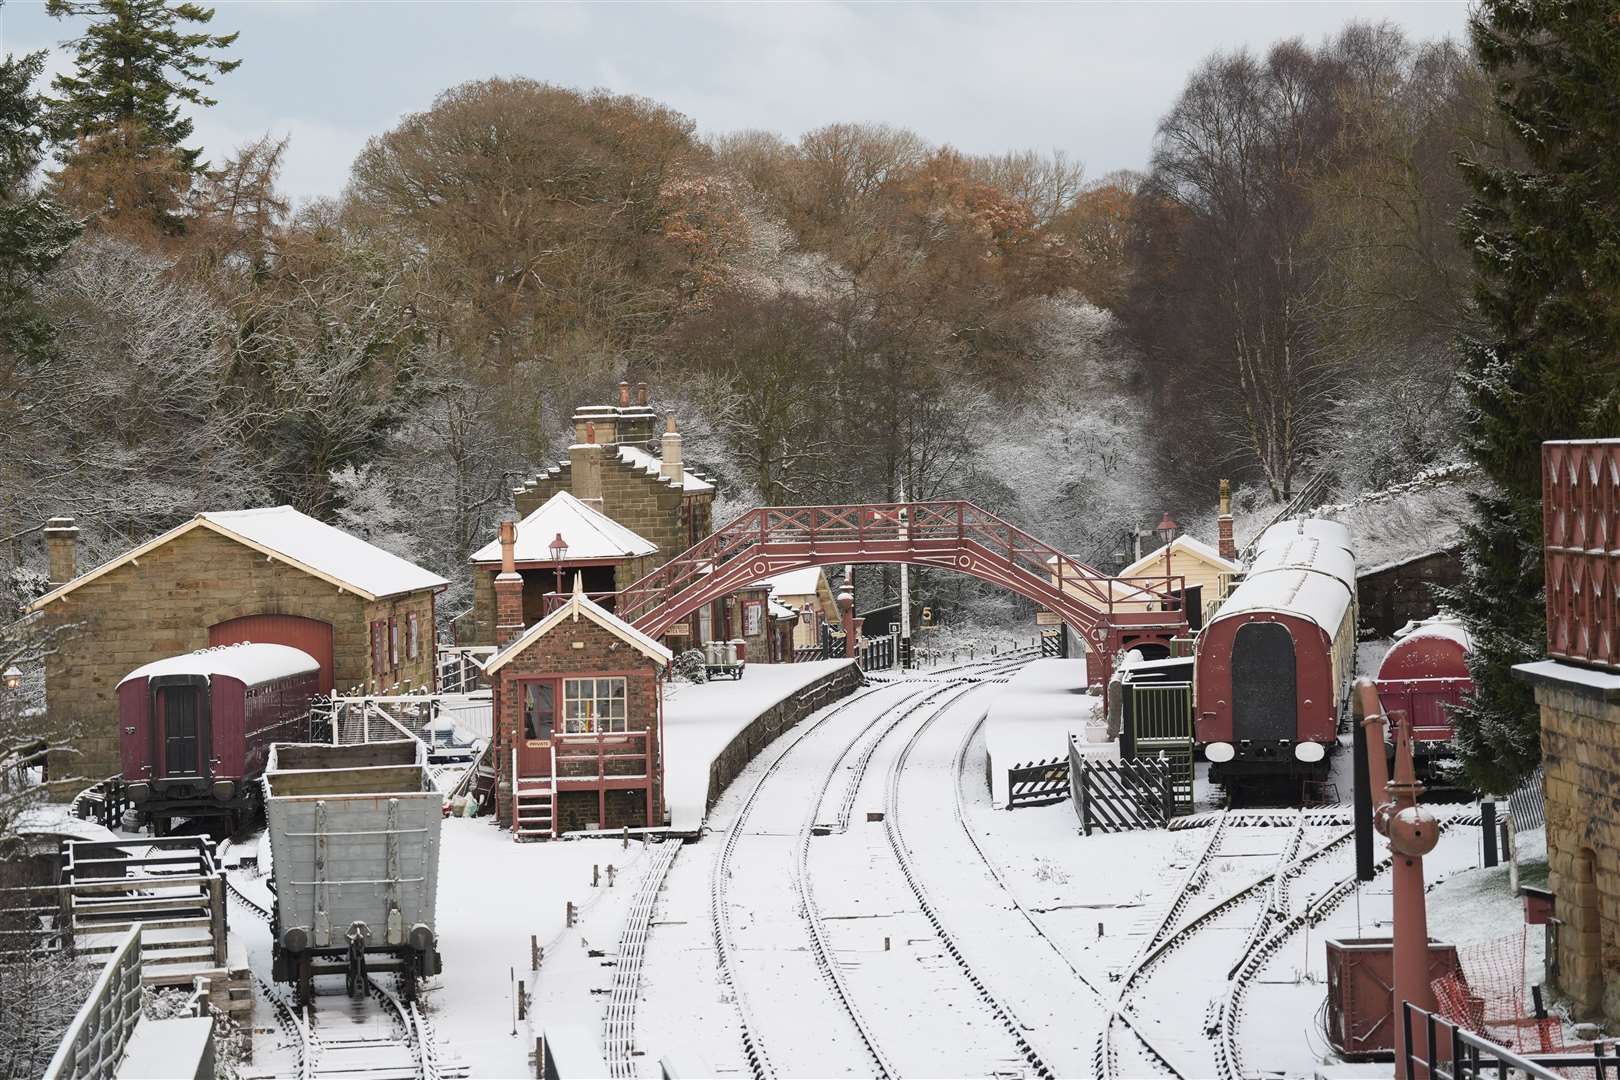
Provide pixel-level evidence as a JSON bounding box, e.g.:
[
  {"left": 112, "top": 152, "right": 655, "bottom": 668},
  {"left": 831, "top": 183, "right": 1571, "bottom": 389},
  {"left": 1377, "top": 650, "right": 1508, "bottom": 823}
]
[{"left": 513, "top": 779, "right": 556, "bottom": 841}]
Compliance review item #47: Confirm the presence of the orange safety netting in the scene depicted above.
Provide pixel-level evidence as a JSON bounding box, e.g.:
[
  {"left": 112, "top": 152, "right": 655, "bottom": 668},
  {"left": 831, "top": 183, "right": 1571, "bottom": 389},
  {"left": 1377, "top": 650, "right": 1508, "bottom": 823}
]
[{"left": 1430, "top": 928, "right": 1576, "bottom": 1054}]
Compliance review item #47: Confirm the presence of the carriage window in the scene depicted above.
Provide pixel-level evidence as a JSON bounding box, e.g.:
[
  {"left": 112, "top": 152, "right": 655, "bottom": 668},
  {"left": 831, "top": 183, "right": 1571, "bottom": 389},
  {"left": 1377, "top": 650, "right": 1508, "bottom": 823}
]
[
  {"left": 522, "top": 683, "right": 554, "bottom": 741},
  {"left": 563, "top": 677, "right": 626, "bottom": 733}
]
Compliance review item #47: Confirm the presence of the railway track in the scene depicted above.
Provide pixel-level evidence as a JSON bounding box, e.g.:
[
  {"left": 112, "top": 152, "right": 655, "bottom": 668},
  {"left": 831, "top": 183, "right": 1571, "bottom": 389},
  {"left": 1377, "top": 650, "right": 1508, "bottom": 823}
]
[
  {"left": 711, "top": 661, "right": 1032, "bottom": 1079},
  {"left": 602, "top": 837, "right": 683, "bottom": 1080},
  {"left": 225, "top": 872, "right": 454, "bottom": 1080}
]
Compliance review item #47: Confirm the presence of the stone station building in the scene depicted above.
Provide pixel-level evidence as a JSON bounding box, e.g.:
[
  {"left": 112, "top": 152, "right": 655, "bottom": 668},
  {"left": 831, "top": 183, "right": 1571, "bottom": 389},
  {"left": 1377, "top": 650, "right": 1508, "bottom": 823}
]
[{"left": 29, "top": 507, "right": 447, "bottom": 784}]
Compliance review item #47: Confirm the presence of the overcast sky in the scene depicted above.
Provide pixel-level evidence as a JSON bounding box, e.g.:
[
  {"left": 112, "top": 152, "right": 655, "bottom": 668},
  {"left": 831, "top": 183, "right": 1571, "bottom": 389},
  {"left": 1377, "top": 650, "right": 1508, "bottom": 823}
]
[{"left": 1, "top": 1, "right": 1471, "bottom": 204}]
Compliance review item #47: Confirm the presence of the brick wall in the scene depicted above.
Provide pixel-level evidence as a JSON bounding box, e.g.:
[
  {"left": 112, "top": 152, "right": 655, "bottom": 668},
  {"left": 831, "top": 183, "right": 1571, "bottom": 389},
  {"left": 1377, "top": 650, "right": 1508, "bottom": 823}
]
[
  {"left": 491, "top": 614, "right": 662, "bottom": 829},
  {"left": 1355, "top": 548, "right": 1465, "bottom": 638},
  {"left": 1530, "top": 680, "right": 1620, "bottom": 1021},
  {"left": 40, "top": 527, "right": 437, "bottom": 786}
]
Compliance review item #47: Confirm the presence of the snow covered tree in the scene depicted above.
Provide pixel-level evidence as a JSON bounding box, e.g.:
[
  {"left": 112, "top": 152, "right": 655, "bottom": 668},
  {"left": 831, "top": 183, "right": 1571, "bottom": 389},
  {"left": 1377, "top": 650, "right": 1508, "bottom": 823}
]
[{"left": 1444, "top": 0, "right": 1620, "bottom": 792}]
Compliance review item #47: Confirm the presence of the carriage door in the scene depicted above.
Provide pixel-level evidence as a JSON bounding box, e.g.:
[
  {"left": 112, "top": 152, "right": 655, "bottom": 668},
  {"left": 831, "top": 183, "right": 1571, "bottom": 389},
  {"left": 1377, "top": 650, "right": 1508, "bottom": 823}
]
[
  {"left": 159, "top": 685, "right": 202, "bottom": 777},
  {"left": 1231, "top": 622, "right": 1297, "bottom": 742},
  {"left": 516, "top": 680, "right": 556, "bottom": 778}
]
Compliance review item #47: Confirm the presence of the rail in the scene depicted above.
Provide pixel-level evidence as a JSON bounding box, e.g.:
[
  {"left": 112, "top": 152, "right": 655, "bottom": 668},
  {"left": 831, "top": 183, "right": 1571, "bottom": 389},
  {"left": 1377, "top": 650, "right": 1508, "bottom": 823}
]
[
  {"left": 1542, "top": 439, "right": 1620, "bottom": 671},
  {"left": 41, "top": 925, "right": 144, "bottom": 1080},
  {"left": 602, "top": 839, "right": 682, "bottom": 1080},
  {"left": 1402, "top": 1002, "right": 1619, "bottom": 1079}
]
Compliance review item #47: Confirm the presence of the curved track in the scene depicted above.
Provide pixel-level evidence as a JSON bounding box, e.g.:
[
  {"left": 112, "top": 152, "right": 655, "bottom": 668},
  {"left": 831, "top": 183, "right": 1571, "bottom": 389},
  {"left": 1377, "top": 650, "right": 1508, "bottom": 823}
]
[
  {"left": 710, "top": 661, "right": 1030, "bottom": 1079},
  {"left": 225, "top": 872, "right": 445, "bottom": 1080}
]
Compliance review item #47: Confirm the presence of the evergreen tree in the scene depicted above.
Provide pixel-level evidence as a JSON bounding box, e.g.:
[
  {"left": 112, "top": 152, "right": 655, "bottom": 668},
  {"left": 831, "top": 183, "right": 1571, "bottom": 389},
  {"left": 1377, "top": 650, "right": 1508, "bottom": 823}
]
[
  {"left": 0, "top": 51, "right": 81, "bottom": 368},
  {"left": 1446, "top": 0, "right": 1620, "bottom": 793},
  {"left": 46, "top": 0, "right": 239, "bottom": 175}
]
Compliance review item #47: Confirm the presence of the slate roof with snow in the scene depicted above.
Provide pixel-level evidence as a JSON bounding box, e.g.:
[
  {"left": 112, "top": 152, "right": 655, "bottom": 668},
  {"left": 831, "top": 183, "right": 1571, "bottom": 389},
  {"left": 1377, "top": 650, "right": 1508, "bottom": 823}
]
[
  {"left": 470, "top": 491, "right": 657, "bottom": 565},
  {"left": 29, "top": 506, "right": 449, "bottom": 610},
  {"left": 117, "top": 642, "right": 321, "bottom": 689},
  {"left": 761, "top": 567, "right": 827, "bottom": 597},
  {"left": 486, "top": 586, "right": 672, "bottom": 674},
  {"left": 614, "top": 444, "right": 715, "bottom": 494},
  {"left": 1121, "top": 534, "right": 1240, "bottom": 577}
]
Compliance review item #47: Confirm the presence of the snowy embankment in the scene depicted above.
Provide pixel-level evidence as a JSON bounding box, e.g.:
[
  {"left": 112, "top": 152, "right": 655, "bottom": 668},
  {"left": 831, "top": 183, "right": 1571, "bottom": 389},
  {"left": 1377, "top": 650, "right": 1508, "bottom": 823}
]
[
  {"left": 662, "top": 659, "right": 857, "bottom": 832},
  {"left": 983, "top": 657, "right": 1105, "bottom": 807}
]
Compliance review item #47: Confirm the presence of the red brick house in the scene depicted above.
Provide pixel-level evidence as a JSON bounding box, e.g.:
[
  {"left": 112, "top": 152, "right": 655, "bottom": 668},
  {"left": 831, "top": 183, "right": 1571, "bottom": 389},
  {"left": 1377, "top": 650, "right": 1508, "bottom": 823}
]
[{"left": 485, "top": 547, "right": 672, "bottom": 840}]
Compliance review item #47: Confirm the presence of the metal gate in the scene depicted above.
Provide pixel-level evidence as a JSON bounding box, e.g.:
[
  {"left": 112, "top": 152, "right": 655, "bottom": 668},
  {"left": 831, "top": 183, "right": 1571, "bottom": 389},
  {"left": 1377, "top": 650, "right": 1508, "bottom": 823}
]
[
  {"left": 1121, "top": 681, "right": 1195, "bottom": 815},
  {"left": 1070, "top": 741, "right": 1175, "bottom": 834}
]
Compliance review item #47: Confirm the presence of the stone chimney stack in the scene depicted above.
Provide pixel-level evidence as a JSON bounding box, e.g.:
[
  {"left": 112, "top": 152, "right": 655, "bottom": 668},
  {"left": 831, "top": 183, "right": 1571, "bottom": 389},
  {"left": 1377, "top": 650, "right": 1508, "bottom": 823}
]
[
  {"left": 45, "top": 517, "right": 79, "bottom": 587},
  {"left": 1217, "top": 479, "right": 1236, "bottom": 561},
  {"left": 571, "top": 423, "right": 604, "bottom": 506},
  {"left": 494, "top": 520, "right": 526, "bottom": 645},
  {"left": 660, "top": 416, "right": 683, "bottom": 484}
]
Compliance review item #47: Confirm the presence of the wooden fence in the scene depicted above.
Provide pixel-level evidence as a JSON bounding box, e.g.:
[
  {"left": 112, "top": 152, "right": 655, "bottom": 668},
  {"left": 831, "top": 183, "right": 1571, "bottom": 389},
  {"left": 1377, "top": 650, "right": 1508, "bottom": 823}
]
[
  {"left": 1070, "top": 743, "right": 1175, "bottom": 834},
  {"left": 70, "top": 777, "right": 131, "bottom": 832},
  {"left": 1007, "top": 758, "right": 1071, "bottom": 809}
]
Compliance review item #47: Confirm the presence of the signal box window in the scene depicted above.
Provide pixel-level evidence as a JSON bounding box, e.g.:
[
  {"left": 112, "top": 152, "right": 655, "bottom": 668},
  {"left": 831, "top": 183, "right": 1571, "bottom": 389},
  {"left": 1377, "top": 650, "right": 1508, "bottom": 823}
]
[
  {"left": 563, "top": 677, "right": 626, "bottom": 733},
  {"left": 522, "top": 683, "right": 554, "bottom": 741}
]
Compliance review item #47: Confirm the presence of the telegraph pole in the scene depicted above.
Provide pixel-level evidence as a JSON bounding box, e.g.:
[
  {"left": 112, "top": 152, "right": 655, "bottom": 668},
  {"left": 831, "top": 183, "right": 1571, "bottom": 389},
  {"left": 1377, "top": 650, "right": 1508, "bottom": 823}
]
[{"left": 898, "top": 485, "right": 912, "bottom": 669}]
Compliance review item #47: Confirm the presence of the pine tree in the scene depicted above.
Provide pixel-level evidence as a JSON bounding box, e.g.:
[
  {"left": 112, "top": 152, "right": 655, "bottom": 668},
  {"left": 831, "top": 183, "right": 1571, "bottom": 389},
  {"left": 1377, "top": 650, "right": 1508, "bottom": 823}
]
[
  {"left": 0, "top": 51, "right": 81, "bottom": 368},
  {"left": 46, "top": 0, "right": 239, "bottom": 175},
  {"left": 1446, "top": 0, "right": 1620, "bottom": 793}
]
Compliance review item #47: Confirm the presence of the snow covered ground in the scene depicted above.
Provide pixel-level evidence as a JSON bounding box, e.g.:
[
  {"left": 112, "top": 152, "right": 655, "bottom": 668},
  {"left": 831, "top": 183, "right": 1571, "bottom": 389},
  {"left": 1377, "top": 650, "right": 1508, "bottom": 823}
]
[
  {"left": 662, "top": 659, "right": 855, "bottom": 831},
  {"left": 982, "top": 657, "right": 1103, "bottom": 806}
]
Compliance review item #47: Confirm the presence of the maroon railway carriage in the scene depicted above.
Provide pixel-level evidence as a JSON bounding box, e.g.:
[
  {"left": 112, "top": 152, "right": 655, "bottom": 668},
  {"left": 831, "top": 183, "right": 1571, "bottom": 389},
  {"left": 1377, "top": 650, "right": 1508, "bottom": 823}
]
[
  {"left": 1194, "top": 519, "right": 1358, "bottom": 792},
  {"left": 1374, "top": 618, "right": 1472, "bottom": 775},
  {"left": 118, "top": 642, "right": 321, "bottom": 833}
]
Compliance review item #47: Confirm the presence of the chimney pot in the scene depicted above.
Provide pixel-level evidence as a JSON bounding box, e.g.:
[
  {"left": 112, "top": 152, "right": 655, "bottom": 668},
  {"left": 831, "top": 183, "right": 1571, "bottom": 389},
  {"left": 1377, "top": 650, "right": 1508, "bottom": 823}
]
[
  {"left": 660, "top": 417, "right": 684, "bottom": 484},
  {"left": 618, "top": 381, "right": 631, "bottom": 408},
  {"left": 636, "top": 382, "right": 649, "bottom": 407}
]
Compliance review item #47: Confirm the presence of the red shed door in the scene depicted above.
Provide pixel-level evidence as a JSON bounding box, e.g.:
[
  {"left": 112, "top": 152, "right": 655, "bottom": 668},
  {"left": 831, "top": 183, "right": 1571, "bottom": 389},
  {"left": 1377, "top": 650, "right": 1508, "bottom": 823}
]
[{"left": 209, "top": 614, "right": 334, "bottom": 694}]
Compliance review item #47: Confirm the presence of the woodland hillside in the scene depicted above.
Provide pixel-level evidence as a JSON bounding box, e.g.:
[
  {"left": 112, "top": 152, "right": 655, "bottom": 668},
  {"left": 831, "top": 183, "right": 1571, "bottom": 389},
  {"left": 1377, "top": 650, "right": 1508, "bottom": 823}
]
[{"left": 1, "top": 9, "right": 1503, "bottom": 627}]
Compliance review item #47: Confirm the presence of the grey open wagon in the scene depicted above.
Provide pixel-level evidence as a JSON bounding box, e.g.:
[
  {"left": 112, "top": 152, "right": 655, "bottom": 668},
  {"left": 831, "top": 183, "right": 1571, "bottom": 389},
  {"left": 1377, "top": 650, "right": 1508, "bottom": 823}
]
[{"left": 264, "top": 739, "right": 443, "bottom": 1002}]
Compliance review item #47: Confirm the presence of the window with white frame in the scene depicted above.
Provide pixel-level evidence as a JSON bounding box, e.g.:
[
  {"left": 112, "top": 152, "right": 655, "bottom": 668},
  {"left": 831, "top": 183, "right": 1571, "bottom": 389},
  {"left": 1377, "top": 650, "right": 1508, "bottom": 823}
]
[{"left": 562, "top": 677, "right": 627, "bottom": 733}]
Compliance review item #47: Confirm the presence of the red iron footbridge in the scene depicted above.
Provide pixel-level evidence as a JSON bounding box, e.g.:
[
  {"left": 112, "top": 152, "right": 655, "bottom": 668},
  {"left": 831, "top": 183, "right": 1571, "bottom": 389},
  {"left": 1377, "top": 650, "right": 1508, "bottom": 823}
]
[{"left": 585, "top": 501, "right": 1187, "bottom": 680}]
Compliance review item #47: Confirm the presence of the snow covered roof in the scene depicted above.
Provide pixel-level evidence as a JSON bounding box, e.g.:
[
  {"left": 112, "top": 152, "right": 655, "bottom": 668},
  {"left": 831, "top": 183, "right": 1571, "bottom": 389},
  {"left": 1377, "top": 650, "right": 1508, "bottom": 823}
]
[
  {"left": 13, "top": 802, "right": 120, "bottom": 843},
  {"left": 486, "top": 581, "right": 672, "bottom": 674},
  {"left": 117, "top": 642, "right": 320, "bottom": 689},
  {"left": 1394, "top": 617, "right": 1473, "bottom": 651},
  {"left": 614, "top": 444, "right": 715, "bottom": 494},
  {"left": 29, "top": 506, "right": 449, "bottom": 610},
  {"left": 1120, "top": 534, "right": 1240, "bottom": 577},
  {"left": 769, "top": 598, "right": 798, "bottom": 620},
  {"left": 470, "top": 492, "right": 657, "bottom": 565},
  {"left": 1211, "top": 517, "right": 1356, "bottom": 633},
  {"left": 761, "top": 567, "right": 827, "bottom": 597}
]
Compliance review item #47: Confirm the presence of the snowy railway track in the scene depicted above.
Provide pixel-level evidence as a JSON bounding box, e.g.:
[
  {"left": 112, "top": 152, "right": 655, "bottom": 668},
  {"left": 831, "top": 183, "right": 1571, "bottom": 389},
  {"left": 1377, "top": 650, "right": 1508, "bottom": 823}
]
[
  {"left": 224, "top": 872, "right": 450, "bottom": 1080},
  {"left": 602, "top": 837, "right": 683, "bottom": 1080}
]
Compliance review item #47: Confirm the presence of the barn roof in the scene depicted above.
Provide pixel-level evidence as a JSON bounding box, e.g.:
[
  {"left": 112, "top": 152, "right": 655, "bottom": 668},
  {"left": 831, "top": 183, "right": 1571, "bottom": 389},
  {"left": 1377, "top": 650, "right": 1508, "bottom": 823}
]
[
  {"left": 486, "top": 577, "right": 672, "bottom": 674},
  {"left": 28, "top": 506, "right": 449, "bottom": 610},
  {"left": 469, "top": 491, "right": 657, "bottom": 565}
]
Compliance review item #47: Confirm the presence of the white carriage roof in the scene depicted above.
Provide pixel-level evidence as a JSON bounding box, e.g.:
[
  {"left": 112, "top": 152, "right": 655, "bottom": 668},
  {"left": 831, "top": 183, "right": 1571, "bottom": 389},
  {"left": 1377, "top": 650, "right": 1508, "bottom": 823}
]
[
  {"left": 470, "top": 491, "right": 657, "bottom": 565},
  {"left": 117, "top": 642, "right": 321, "bottom": 688},
  {"left": 1120, "top": 534, "right": 1240, "bottom": 577},
  {"left": 486, "top": 579, "right": 672, "bottom": 674},
  {"left": 1215, "top": 568, "right": 1353, "bottom": 636},
  {"left": 1245, "top": 534, "right": 1357, "bottom": 586},
  {"left": 761, "top": 567, "right": 827, "bottom": 597},
  {"left": 1254, "top": 518, "right": 1353, "bottom": 558},
  {"left": 29, "top": 506, "right": 449, "bottom": 610},
  {"left": 614, "top": 444, "right": 715, "bottom": 494}
]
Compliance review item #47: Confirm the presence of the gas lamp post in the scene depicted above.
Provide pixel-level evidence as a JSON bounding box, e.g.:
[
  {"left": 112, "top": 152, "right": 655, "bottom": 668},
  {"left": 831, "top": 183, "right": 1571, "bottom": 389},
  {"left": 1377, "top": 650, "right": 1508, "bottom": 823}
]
[{"left": 549, "top": 533, "right": 569, "bottom": 598}]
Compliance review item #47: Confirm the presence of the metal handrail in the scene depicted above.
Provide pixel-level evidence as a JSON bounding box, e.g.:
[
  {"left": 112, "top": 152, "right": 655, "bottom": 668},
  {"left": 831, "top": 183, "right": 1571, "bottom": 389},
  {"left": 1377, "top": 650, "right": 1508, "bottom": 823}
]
[{"left": 1401, "top": 1001, "right": 1618, "bottom": 1079}]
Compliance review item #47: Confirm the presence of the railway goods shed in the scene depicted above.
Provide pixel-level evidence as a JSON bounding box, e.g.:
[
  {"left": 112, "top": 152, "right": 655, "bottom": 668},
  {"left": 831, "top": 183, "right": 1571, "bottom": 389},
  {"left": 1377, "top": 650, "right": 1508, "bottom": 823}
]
[{"left": 29, "top": 507, "right": 448, "bottom": 785}]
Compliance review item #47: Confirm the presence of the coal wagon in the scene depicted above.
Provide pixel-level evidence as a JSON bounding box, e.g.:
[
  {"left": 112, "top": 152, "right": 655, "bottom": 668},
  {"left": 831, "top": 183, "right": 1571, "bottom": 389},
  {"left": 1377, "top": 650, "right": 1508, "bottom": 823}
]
[{"left": 264, "top": 739, "right": 442, "bottom": 1003}]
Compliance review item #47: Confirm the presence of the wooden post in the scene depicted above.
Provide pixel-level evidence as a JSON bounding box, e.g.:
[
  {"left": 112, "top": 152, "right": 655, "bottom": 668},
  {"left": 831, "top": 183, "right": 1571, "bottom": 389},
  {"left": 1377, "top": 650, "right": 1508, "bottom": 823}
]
[
  {"left": 1482, "top": 801, "right": 1499, "bottom": 868},
  {"left": 606, "top": 864, "right": 615, "bottom": 888},
  {"left": 517, "top": 979, "right": 526, "bottom": 1019},
  {"left": 622, "top": 825, "right": 629, "bottom": 850},
  {"left": 1079, "top": 758, "right": 1092, "bottom": 836},
  {"left": 566, "top": 901, "right": 576, "bottom": 928},
  {"left": 592, "top": 864, "right": 600, "bottom": 888},
  {"left": 210, "top": 876, "right": 227, "bottom": 964},
  {"left": 531, "top": 934, "right": 541, "bottom": 970}
]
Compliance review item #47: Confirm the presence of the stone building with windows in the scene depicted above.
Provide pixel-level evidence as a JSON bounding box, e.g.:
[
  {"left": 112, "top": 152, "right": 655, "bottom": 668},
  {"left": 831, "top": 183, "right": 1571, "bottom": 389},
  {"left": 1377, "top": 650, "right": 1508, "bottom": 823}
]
[
  {"left": 28, "top": 507, "right": 447, "bottom": 785},
  {"left": 1512, "top": 438, "right": 1620, "bottom": 1024}
]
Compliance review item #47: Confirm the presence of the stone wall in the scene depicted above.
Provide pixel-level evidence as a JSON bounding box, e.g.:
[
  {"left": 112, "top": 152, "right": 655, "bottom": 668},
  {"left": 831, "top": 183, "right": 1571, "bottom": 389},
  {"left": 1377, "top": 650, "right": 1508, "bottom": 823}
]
[
  {"left": 40, "top": 527, "right": 437, "bottom": 786},
  {"left": 1355, "top": 547, "right": 1464, "bottom": 638},
  {"left": 491, "top": 614, "right": 662, "bottom": 829},
  {"left": 1525, "top": 674, "right": 1620, "bottom": 1021},
  {"left": 703, "top": 661, "right": 864, "bottom": 816},
  {"left": 361, "top": 590, "right": 438, "bottom": 695}
]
